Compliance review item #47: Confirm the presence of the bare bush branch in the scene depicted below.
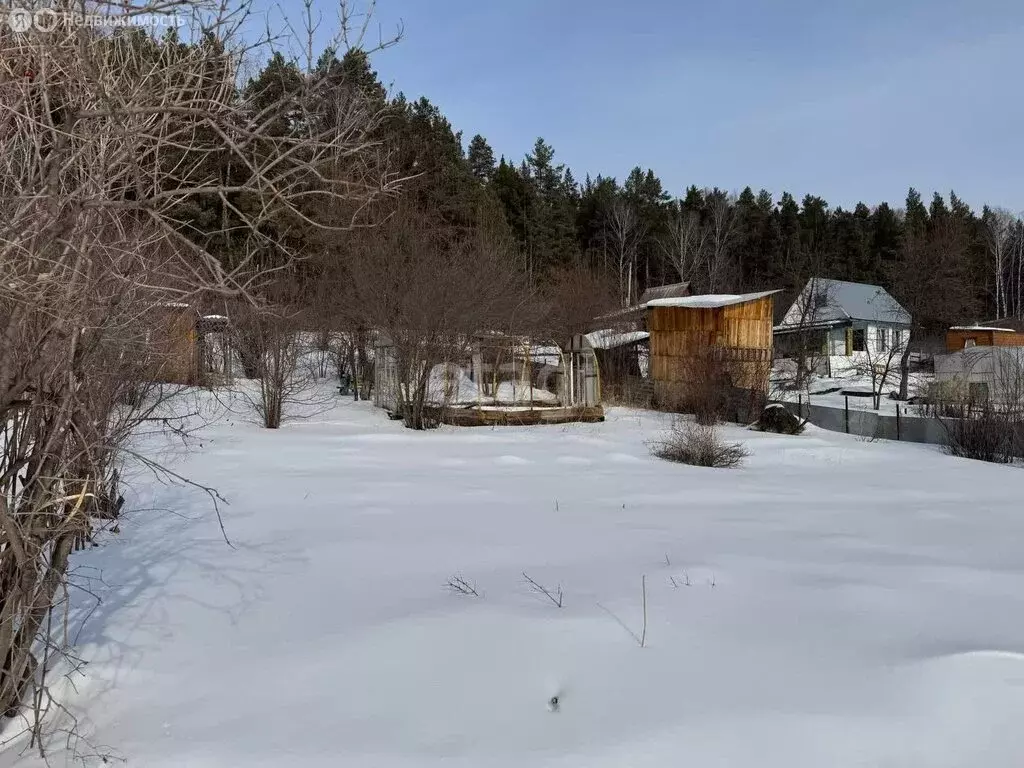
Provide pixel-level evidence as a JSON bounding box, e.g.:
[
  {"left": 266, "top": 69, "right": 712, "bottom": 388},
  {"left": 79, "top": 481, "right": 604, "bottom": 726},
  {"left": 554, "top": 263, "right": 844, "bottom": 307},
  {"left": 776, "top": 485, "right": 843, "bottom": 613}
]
[
  {"left": 522, "top": 572, "right": 563, "bottom": 608},
  {"left": 445, "top": 575, "right": 480, "bottom": 597},
  {"left": 0, "top": 0, "right": 405, "bottom": 747},
  {"left": 649, "top": 421, "right": 748, "bottom": 468}
]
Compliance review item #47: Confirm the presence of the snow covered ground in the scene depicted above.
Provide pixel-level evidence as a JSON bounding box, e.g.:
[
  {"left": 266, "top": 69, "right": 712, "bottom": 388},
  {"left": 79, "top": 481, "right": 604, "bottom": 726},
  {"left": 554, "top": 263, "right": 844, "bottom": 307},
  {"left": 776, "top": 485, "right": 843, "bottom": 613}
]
[
  {"left": 774, "top": 360, "right": 932, "bottom": 413},
  {"left": 4, "top": 390, "right": 1024, "bottom": 766}
]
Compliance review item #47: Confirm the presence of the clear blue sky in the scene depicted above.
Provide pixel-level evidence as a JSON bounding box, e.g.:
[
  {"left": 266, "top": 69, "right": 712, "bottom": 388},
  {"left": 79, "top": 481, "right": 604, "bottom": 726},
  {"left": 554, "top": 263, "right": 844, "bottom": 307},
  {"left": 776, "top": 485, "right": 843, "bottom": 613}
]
[{"left": 251, "top": 0, "right": 1024, "bottom": 211}]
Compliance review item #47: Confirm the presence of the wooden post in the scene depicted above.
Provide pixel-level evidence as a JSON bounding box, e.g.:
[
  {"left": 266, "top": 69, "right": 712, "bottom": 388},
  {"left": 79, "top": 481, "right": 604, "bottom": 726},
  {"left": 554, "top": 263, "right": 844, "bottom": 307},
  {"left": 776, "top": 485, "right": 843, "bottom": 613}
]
[
  {"left": 844, "top": 395, "right": 850, "bottom": 434},
  {"left": 896, "top": 403, "right": 901, "bottom": 441},
  {"left": 798, "top": 392, "right": 802, "bottom": 419}
]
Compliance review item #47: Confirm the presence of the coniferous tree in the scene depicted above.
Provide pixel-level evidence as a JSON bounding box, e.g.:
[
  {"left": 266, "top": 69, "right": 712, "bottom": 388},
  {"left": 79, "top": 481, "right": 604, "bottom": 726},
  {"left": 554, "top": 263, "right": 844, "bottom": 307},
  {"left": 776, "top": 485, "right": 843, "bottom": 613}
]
[
  {"left": 521, "top": 137, "right": 579, "bottom": 279},
  {"left": 623, "top": 167, "right": 670, "bottom": 292},
  {"left": 299, "top": 63, "right": 1023, "bottom": 332},
  {"left": 776, "top": 192, "right": 802, "bottom": 273},
  {"left": 577, "top": 174, "right": 619, "bottom": 274},
  {"left": 734, "top": 187, "right": 760, "bottom": 289},
  {"left": 467, "top": 134, "right": 496, "bottom": 182}
]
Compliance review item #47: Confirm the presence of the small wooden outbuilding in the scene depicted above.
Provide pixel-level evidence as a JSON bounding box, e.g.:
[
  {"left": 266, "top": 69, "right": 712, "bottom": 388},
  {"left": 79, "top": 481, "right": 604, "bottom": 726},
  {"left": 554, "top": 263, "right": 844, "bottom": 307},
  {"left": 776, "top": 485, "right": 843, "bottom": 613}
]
[
  {"left": 647, "top": 290, "right": 779, "bottom": 407},
  {"left": 946, "top": 320, "right": 1024, "bottom": 352},
  {"left": 143, "top": 303, "right": 232, "bottom": 386},
  {"left": 144, "top": 303, "right": 199, "bottom": 385}
]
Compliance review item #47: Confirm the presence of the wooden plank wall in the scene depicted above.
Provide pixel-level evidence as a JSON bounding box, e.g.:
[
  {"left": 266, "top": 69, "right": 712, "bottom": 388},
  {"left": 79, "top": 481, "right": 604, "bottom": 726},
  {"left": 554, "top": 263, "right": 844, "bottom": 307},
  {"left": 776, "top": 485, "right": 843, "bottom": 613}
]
[
  {"left": 945, "top": 329, "right": 1024, "bottom": 352},
  {"left": 649, "top": 295, "right": 774, "bottom": 387},
  {"left": 148, "top": 308, "right": 198, "bottom": 385}
]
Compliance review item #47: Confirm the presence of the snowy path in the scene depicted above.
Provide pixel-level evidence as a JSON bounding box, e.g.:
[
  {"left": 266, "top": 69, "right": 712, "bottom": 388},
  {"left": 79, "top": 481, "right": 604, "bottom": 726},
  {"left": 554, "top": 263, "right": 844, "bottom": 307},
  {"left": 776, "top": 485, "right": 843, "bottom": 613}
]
[{"left": 4, "top": 398, "right": 1024, "bottom": 766}]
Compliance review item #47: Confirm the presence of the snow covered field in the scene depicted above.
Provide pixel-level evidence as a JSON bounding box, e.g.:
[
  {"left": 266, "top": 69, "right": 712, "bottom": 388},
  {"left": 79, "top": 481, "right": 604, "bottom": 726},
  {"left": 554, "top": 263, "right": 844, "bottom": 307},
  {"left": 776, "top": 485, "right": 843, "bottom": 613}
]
[{"left": 4, "top": 391, "right": 1024, "bottom": 766}]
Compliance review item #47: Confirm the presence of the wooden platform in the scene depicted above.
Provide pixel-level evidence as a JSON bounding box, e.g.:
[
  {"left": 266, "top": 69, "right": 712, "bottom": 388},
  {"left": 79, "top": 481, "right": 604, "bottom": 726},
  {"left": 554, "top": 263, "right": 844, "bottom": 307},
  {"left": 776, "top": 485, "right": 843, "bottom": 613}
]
[{"left": 433, "top": 405, "right": 605, "bottom": 427}]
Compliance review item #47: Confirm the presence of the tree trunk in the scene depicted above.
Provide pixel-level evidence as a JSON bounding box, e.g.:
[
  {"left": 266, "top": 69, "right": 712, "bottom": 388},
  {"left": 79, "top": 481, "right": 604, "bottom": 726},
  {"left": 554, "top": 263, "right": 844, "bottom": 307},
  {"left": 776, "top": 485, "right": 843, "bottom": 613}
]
[
  {"left": 348, "top": 338, "right": 359, "bottom": 402},
  {"left": 898, "top": 331, "right": 913, "bottom": 400},
  {"left": 0, "top": 532, "right": 74, "bottom": 719}
]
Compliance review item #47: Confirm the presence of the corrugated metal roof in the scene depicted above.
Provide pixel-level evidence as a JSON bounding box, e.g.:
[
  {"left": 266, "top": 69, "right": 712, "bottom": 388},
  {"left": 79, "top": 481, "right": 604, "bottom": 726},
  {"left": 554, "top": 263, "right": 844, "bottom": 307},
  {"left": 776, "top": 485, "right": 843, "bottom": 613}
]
[
  {"left": 638, "top": 282, "right": 690, "bottom": 304},
  {"left": 779, "top": 278, "right": 910, "bottom": 326},
  {"left": 585, "top": 329, "right": 650, "bottom": 349}
]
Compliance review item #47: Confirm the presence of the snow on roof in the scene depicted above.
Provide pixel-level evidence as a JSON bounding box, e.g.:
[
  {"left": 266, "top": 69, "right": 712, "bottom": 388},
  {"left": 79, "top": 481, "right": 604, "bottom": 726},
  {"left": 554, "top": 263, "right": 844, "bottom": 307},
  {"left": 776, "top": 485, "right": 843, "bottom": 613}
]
[
  {"left": 202, "top": 314, "right": 229, "bottom": 321},
  {"left": 950, "top": 325, "right": 1017, "bottom": 333},
  {"left": 773, "top": 318, "right": 849, "bottom": 333},
  {"left": 646, "top": 289, "right": 780, "bottom": 309},
  {"left": 976, "top": 317, "right": 1024, "bottom": 332},
  {"left": 584, "top": 329, "right": 650, "bottom": 349},
  {"left": 789, "top": 278, "right": 910, "bottom": 326}
]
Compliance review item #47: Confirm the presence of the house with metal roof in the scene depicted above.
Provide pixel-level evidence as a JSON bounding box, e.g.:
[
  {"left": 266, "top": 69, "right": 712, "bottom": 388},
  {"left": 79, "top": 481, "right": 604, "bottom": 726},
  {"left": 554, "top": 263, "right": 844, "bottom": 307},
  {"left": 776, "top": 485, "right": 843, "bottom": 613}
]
[{"left": 773, "top": 278, "right": 911, "bottom": 361}]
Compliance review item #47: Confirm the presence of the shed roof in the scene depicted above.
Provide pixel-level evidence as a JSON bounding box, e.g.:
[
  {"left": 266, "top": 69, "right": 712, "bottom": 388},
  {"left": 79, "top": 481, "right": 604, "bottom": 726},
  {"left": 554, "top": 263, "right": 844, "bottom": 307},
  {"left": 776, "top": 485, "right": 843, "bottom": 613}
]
[
  {"left": 646, "top": 289, "right": 780, "bottom": 309},
  {"left": 584, "top": 329, "right": 650, "bottom": 349},
  {"left": 969, "top": 318, "right": 1024, "bottom": 333},
  {"left": 950, "top": 325, "right": 1017, "bottom": 333},
  {"left": 638, "top": 282, "right": 690, "bottom": 304}
]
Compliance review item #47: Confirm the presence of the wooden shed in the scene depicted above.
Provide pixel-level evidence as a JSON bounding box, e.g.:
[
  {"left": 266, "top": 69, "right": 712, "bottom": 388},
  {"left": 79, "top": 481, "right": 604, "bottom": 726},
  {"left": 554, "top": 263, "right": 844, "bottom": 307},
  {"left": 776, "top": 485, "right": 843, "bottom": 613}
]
[
  {"left": 647, "top": 290, "right": 779, "bottom": 407},
  {"left": 143, "top": 304, "right": 232, "bottom": 386},
  {"left": 144, "top": 302, "right": 200, "bottom": 385},
  {"left": 946, "top": 321, "right": 1024, "bottom": 352}
]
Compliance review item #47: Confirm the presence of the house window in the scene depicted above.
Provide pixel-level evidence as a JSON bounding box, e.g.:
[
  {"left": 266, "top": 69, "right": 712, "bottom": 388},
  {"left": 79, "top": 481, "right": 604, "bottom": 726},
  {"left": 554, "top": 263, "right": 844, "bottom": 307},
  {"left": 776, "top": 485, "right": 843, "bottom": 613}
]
[
  {"left": 969, "top": 382, "right": 989, "bottom": 402},
  {"left": 812, "top": 329, "right": 828, "bottom": 354},
  {"left": 963, "top": 338, "right": 976, "bottom": 348},
  {"left": 876, "top": 327, "right": 888, "bottom": 351},
  {"left": 852, "top": 328, "right": 866, "bottom": 352}
]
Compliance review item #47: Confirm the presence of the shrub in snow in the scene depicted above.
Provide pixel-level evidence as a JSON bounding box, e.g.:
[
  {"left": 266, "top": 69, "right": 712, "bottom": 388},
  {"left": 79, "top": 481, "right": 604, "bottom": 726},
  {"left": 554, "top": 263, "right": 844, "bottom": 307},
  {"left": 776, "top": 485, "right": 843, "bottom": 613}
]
[
  {"left": 941, "top": 406, "right": 1022, "bottom": 464},
  {"left": 650, "top": 421, "right": 748, "bottom": 468},
  {"left": 657, "top": 347, "right": 768, "bottom": 425},
  {"left": 756, "top": 404, "right": 806, "bottom": 435}
]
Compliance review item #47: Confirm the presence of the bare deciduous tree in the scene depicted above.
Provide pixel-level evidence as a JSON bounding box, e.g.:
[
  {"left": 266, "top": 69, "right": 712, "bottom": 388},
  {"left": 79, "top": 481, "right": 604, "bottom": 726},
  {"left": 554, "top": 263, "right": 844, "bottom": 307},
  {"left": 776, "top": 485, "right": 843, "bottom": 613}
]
[
  {"left": 703, "top": 189, "right": 740, "bottom": 293},
  {"left": 232, "top": 306, "right": 333, "bottom": 428},
  {"left": 984, "top": 207, "right": 1016, "bottom": 320},
  {"left": 778, "top": 276, "right": 837, "bottom": 389},
  {"left": 659, "top": 200, "right": 708, "bottom": 289},
  {"left": 537, "top": 264, "right": 619, "bottom": 345},
  {"left": 604, "top": 199, "right": 647, "bottom": 307},
  {"left": 658, "top": 190, "right": 738, "bottom": 294},
  {"left": 344, "top": 204, "right": 533, "bottom": 429},
  {"left": 0, "top": 0, "right": 403, "bottom": 750},
  {"left": 854, "top": 327, "right": 908, "bottom": 410}
]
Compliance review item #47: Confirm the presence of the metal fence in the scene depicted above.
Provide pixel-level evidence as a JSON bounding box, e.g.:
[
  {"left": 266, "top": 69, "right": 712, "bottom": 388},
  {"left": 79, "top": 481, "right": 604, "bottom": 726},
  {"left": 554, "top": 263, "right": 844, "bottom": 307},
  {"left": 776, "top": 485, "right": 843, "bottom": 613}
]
[{"left": 771, "top": 398, "right": 950, "bottom": 445}]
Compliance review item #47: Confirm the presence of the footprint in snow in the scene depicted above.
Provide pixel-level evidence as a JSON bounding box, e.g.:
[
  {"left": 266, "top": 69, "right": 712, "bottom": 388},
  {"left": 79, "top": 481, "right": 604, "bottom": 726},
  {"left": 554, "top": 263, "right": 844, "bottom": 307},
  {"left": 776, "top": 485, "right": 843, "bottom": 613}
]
[
  {"left": 606, "top": 452, "right": 643, "bottom": 463},
  {"left": 556, "top": 456, "right": 592, "bottom": 465},
  {"left": 495, "top": 455, "right": 531, "bottom": 465}
]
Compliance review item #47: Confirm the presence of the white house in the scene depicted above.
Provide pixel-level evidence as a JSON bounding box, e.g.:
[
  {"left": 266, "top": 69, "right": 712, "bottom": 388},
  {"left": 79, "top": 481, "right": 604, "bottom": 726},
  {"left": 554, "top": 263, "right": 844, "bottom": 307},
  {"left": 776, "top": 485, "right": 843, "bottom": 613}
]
[{"left": 773, "top": 278, "right": 911, "bottom": 367}]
